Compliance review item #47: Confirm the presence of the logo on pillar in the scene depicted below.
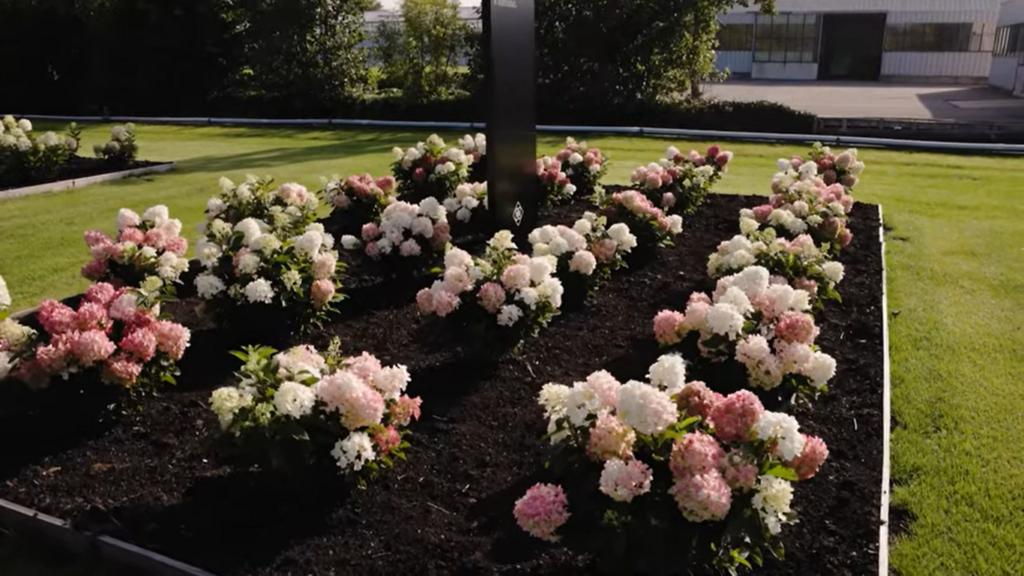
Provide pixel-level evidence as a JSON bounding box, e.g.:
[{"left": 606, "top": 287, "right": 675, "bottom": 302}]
[{"left": 512, "top": 202, "right": 524, "bottom": 227}]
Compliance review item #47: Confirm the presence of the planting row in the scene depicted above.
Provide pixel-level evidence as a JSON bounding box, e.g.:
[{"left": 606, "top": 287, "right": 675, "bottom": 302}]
[
  {"left": 0, "top": 116, "right": 141, "bottom": 188},
  {"left": 0, "top": 137, "right": 866, "bottom": 572}
]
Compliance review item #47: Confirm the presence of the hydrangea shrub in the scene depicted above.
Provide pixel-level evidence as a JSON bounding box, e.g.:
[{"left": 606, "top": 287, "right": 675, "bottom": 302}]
[
  {"left": 515, "top": 356, "right": 828, "bottom": 571},
  {"left": 555, "top": 137, "right": 607, "bottom": 192},
  {"left": 210, "top": 341, "right": 421, "bottom": 478},
  {"left": 596, "top": 188, "right": 683, "bottom": 250},
  {"left": 536, "top": 156, "right": 578, "bottom": 208},
  {"left": 93, "top": 123, "right": 138, "bottom": 165},
  {"left": 804, "top": 142, "right": 864, "bottom": 190},
  {"left": 654, "top": 266, "right": 837, "bottom": 401},
  {"left": 322, "top": 173, "right": 397, "bottom": 235},
  {"left": 630, "top": 145, "right": 733, "bottom": 215},
  {"left": 707, "top": 231, "right": 844, "bottom": 307},
  {"left": 391, "top": 134, "right": 472, "bottom": 203},
  {"left": 416, "top": 231, "right": 563, "bottom": 351},
  {"left": 81, "top": 204, "right": 190, "bottom": 295},
  {"left": 11, "top": 284, "right": 190, "bottom": 391},
  {"left": 340, "top": 197, "right": 451, "bottom": 274},
  {"left": 0, "top": 116, "right": 80, "bottom": 186},
  {"left": 460, "top": 133, "right": 487, "bottom": 182},
  {"left": 203, "top": 175, "right": 320, "bottom": 238}
]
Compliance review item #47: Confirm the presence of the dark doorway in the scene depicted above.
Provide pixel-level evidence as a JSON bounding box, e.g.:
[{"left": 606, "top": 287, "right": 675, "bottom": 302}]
[{"left": 818, "top": 13, "right": 886, "bottom": 80}]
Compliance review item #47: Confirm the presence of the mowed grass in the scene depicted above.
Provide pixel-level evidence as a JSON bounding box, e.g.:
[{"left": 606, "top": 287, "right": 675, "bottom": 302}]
[{"left": 1, "top": 124, "right": 1023, "bottom": 573}]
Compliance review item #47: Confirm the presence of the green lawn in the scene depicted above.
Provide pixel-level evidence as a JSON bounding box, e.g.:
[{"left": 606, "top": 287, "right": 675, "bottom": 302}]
[{"left": 1, "top": 124, "right": 1022, "bottom": 574}]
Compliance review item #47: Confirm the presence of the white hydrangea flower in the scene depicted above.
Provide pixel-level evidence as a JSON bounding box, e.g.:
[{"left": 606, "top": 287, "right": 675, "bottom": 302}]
[
  {"left": 717, "top": 287, "right": 753, "bottom": 316},
  {"left": 647, "top": 354, "right": 687, "bottom": 395},
  {"left": 292, "top": 231, "right": 323, "bottom": 259},
  {"left": 195, "top": 274, "right": 226, "bottom": 299},
  {"left": 753, "top": 475, "right": 794, "bottom": 535},
  {"left": 538, "top": 383, "right": 572, "bottom": 420},
  {"left": 237, "top": 252, "right": 261, "bottom": 275},
  {"left": 667, "top": 215, "right": 683, "bottom": 234},
  {"left": 17, "top": 118, "right": 32, "bottom": 132},
  {"left": 244, "top": 278, "right": 275, "bottom": 304},
  {"left": 372, "top": 365, "right": 411, "bottom": 400},
  {"left": 569, "top": 250, "right": 597, "bottom": 275},
  {"left": 802, "top": 351, "right": 837, "bottom": 388},
  {"left": 142, "top": 205, "right": 170, "bottom": 225},
  {"left": 0, "top": 274, "right": 10, "bottom": 311},
  {"left": 116, "top": 208, "right": 141, "bottom": 231},
  {"left": 272, "top": 381, "right": 316, "bottom": 418},
  {"left": 705, "top": 304, "right": 745, "bottom": 339},
  {"left": 234, "top": 218, "right": 264, "bottom": 245},
  {"left": 752, "top": 411, "right": 805, "bottom": 460},
  {"left": 496, "top": 304, "right": 523, "bottom": 326},
  {"left": 488, "top": 230, "right": 516, "bottom": 251},
  {"left": 822, "top": 261, "right": 845, "bottom": 284},
  {"left": 250, "top": 233, "right": 281, "bottom": 254},
  {"left": 615, "top": 381, "right": 679, "bottom": 436},
  {"left": 0, "top": 351, "right": 13, "bottom": 381},
  {"left": 341, "top": 235, "right": 361, "bottom": 250},
  {"left": 331, "top": 431, "right": 377, "bottom": 472},
  {"left": 210, "top": 387, "right": 253, "bottom": 430},
  {"left": 445, "top": 247, "right": 473, "bottom": 270}
]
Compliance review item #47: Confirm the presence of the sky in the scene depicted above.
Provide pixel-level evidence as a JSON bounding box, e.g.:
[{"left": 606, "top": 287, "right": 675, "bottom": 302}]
[{"left": 378, "top": 0, "right": 480, "bottom": 8}]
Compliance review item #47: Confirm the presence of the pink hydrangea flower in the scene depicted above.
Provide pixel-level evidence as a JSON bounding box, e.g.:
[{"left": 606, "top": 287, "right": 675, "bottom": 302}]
[
  {"left": 774, "top": 312, "right": 818, "bottom": 344},
  {"left": 164, "top": 236, "right": 188, "bottom": 256},
  {"left": 38, "top": 300, "right": 78, "bottom": 335},
  {"left": 653, "top": 309, "right": 685, "bottom": 346},
  {"left": 362, "top": 222, "right": 381, "bottom": 242},
  {"left": 707, "top": 145, "right": 721, "bottom": 157},
  {"left": 72, "top": 330, "right": 116, "bottom": 365},
  {"left": 373, "top": 426, "right": 402, "bottom": 453},
  {"left": 75, "top": 302, "right": 110, "bottom": 332},
  {"left": 80, "top": 258, "right": 108, "bottom": 281},
  {"left": 670, "top": 432, "right": 725, "bottom": 477},
  {"left": 432, "top": 222, "right": 451, "bottom": 248},
  {"left": 315, "top": 371, "right": 386, "bottom": 429},
  {"left": 152, "top": 320, "right": 190, "bottom": 361},
  {"left": 788, "top": 434, "right": 829, "bottom": 480},
  {"left": 390, "top": 394, "right": 423, "bottom": 426},
  {"left": 432, "top": 289, "right": 461, "bottom": 317},
  {"left": 443, "top": 267, "right": 473, "bottom": 293},
  {"left": 794, "top": 277, "right": 818, "bottom": 295},
  {"left": 399, "top": 239, "right": 422, "bottom": 257},
  {"left": 501, "top": 264, "right": 531, "bottom": 291},
  {"left": 715, "top": 151, "right": 733, "bottom": 167},
  {"left": 143, "top": 228, "right": 167, "bottom": 250},
  {"left": 591, "top": 238, "right": 618, "bottom": 262},
  {"left": 587, "top": 412, "right": 636, "bottom": 462},
  {"left": 84, "top": 283, "right": 117, "bottom": 305},
  {"left": 415, "top": 288, "right": 436, "bottom": 314},
  {"left": 514, "top": 483, "right": 570, "bottom": 542},
  {"left": 669, "top": 471, "right": 732, "bottom": 522},
  {"left": 118, "top": 227, "right": 145, "bottom": 245},
  {"left": 722, "top": 449, "right": 759, "bottom": 491},
  {"left": 709, "top": 390, "right": 764, "bottom": 443},
  {"left": 661, "top": 192, "right": 677, "bottom": 210},
  {"left": 599, "top": 458, "right": 653, "bottom": 503},
  {"left": 838, "top": 228, "right": 853, "bottom": 248},
  {"left": 376, "top": 175, "right": 396, "bottom": 192},
  {"left": 365, "top": 242, "right": 381, "bottom": 258},
  {"left": 103, "top": 355, "right": 143, "bottom": 386},
  {"left": 35, "top": 342, "right": 70, "bottom": 374},
  {"left": 676, "top": 381, "right": 722, "bottom": 422},
  {"left": 311, "top": 279, "right": 336, "bottom": 308},
  {"left": 120, "top": 328, "right": 157, "bottom": 362},
  {"left": 477, "top": 282, "right": 506, "bottom": 314},
  {"left": 346, "top": 352, "right": 383, "bottom": 385},
  {"left": 84, "top": 230, "right": 113, "bottom": 248},
  {"left": 752, "top": 204, "right": 774, "bottom": 223}
]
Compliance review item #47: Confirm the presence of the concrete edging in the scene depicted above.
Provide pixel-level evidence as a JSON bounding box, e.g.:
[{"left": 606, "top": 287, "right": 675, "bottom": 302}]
[
  {"left": 0, "top": 162, "right": 177, "bottom": 201},
  {"left": 878, "top": 204, "right": 892, "bottom": 575},
  {"left": 0, "top": 498, "right": 214, "bottom": 575}
]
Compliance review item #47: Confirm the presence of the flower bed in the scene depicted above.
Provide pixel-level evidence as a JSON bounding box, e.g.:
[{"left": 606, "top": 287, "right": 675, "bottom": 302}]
[{"left": 0, "top": 193, "right": 883, "bottom": 575}]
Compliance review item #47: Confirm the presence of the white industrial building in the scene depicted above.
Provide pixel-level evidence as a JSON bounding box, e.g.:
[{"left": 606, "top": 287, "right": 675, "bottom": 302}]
[
  {"left": 988, "top": 0, "right": 1024, "bottom": 94},
  {"left": 715, "top": 0, "right": 1000, "bottom": 83}
]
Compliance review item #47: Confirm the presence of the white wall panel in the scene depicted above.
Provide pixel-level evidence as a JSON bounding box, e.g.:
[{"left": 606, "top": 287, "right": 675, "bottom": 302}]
[
  {"left": 881, "top": 52, "right": 993, "bottom": 78},
  {"left": 715, "top": 51, "right": 753, "bottom": 74},
  {"left": 989, "top": 56, "right": 1020, "bottom": 89},
  {"left": 737, "top": 0, "right": 1000, "bottom": 13},
  {"left": 997, "top": 0, "right": 1024, "bottom": 25},
  {"left": 886, "top": 10, "right": 998, "bottom": 23},
  {"left": 752, "top": 62, "right": 819, "bottom": 80}
]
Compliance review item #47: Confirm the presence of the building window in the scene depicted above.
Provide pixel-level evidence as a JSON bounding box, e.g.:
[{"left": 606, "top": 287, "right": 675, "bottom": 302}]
[
  {"left": 884, "top": 23, "right": 991, "bottom": 52},
  {"left": 716, "top": 24, "right": 754, "bottom": 52},
  {"left": 753, "top": 14, "right": 819, "bottom": 64},
  {"left": 995, "top": 24, "right": 1024, "bottom": 56}
]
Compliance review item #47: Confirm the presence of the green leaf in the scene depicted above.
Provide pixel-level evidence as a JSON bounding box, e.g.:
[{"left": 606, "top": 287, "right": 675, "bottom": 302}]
[{"left": 764, "top": 464, "right": 799, "bottom": 481}]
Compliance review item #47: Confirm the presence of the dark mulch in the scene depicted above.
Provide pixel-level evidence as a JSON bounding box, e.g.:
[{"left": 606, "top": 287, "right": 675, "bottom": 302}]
[
  {"left": 0, "top": 194, "right": 884, "bottom": 575},
  {"left": 0, "top": 157, "right": 167, "bottom": 191}
]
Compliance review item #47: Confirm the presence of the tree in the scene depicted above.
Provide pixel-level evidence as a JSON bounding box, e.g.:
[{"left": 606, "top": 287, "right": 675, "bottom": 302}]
[
  {"left": 373, "top": 0, "right": 472, "bottom": 102},
  {"left": 531, "top": 0, "right": 774, "bottom": 112}
]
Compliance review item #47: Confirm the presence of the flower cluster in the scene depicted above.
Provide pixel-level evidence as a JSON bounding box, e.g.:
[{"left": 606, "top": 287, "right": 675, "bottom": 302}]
[
  {"left": 0, "top": 274, "right": 36, "bottom": 382},
  {"left": 707, "top": 230, "right": 844, "bottom": 306},
  {"left": 391, "top": 134, "right": 472, "bottom": 203},
  {"left": 630, "top": 145, "right": 732, "bottom": 215},
  {"left": 195, "top": 217, "right": 344, "bottom": 322},
  {"left": 805, "top": 142, "right": 864, "bottom": 190},
  {"left": 443, "top": 182, "right": 488, "bottom": 225},
  {"left": 518, "top": 356, "right": 827, "bottom": 566},
  {"left": 654, "top": 266, "right": 837, "bottom": 399},
  {"left": 528, "top": 212, "right": 635, "bottom": 302},
  {"left": 210, "top": 342, "right": 421, "bottom": 476},
  {"left": 597, "top": 188, "right": 682, "bottom": 248},
  {"left": 416, "top": 232, "right": 563, "bottom": 349},
  {"left": 80, "top": 205, "right": 190, "bottom": 294},
  {"left": 743, "top": 158, "right": 857, "bottom": 252},
  {"left": 0, "top": 116, "right": 79, "bottom": 187},
  {"left": 203, "top": 175, "right": 319, "bottom": 239},
  {"left": 460, "top": 132, "right": 488, "bottom": 180},
  {"left": 12, "top": 284, "right": 189, "bottom": 390},
  {"left": 341, "top": 197, "right": 450, "bottom": 270},
  {"left": 322, "top": 173, "right": 397, "bottom": 233},
  {"left": 93, "top": 123, "right": 138, "bottom": 165},
  {"left": 555, "top": 137, "right": 607, "bottom": 191},
  {"left": 536, "top": 156, "right": 577, "bottom": 207}
]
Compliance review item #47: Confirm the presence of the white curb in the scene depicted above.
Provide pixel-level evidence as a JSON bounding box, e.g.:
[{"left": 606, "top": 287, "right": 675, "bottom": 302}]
[
  {"left": 878, "top": 204, "right": 892, "bottom": 575},
  {"left": 0, "top": 162, "right": 176, "bottom": 201}
]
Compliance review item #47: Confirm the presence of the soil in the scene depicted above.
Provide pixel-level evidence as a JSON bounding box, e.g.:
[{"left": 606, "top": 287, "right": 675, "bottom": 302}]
[
  {"left": 0, "top": 156, "right": 167, "bottom": 191},
  {"left": 0, "top": 194, "right": 884, "bottom": 575}
]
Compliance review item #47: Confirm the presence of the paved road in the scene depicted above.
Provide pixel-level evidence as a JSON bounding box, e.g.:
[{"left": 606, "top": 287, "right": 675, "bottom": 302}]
[{"left": 703, "top": 81, "right": 1024, "bottom": 123}]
